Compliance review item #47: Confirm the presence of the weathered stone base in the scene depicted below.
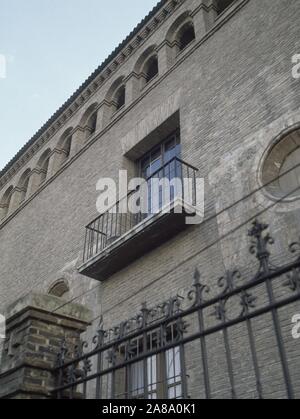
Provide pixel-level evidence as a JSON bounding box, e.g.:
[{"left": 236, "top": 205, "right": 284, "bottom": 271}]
[{"left": 0, "top": 293, "right": 92, "bottom": 399}]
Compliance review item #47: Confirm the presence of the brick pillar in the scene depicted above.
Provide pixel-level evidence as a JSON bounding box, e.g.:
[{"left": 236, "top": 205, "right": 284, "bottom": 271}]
[{"left": 0, "top": 293, "right": 92, "bottom": 399}]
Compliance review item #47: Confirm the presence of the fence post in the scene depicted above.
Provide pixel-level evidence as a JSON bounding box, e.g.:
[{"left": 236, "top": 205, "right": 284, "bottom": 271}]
[{"left": 0, "top": 293, "right": 92, "bottom": 399}]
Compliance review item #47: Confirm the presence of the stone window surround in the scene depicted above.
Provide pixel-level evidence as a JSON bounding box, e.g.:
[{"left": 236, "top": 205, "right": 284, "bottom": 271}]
[
  {"left": 259, "top": 124, "right": 300, "bottom": 204},
  {"left": 0, "top": 0, "right": 248, "bottom": 229}
]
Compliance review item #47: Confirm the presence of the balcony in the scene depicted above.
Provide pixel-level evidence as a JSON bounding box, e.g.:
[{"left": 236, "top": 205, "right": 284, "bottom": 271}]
[{"left": 79, "top": 158, "right": 201, "bottom": 281}]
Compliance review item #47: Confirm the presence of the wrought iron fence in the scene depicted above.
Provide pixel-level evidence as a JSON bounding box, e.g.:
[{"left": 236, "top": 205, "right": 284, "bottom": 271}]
[
  {"left": 83, "top": 157, "right": 199, "bottom": 263},
  {"left": 54, "top": 220, "right": 300, "bottom": 399}
]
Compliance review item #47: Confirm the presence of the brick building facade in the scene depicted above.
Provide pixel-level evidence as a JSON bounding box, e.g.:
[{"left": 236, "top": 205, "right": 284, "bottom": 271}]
[{"left": 1, "top": 0, "right": 300, "bottom": 399}]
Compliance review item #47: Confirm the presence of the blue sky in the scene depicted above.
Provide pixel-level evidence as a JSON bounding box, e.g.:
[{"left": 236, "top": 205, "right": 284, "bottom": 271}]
[{"left": 0, "top": 0, "right": 159, "bottom": 170}]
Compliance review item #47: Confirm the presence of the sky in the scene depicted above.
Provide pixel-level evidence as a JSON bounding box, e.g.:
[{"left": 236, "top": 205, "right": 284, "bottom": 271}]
[{"left": 0, "top": 0, "right": 159, "bottom": 171}]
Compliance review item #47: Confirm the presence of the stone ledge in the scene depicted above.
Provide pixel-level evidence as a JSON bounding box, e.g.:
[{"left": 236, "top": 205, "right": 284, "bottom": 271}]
[{"left": 4, "top": 293, "right": 92, "bottom": 327}]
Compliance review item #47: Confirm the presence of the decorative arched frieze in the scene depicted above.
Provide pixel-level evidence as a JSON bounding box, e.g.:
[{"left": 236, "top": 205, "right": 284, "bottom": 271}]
[
  {"left": 14, "top": 168, "right": 32, "bottom": 206},
  {"left": 52, "top": 127, "right": 74, "bottom": 169},
  {"left": 133, "top": 46, "right": 159, "bottom": 91},
  {"left": 35, "top": 149, "right": 52, "bottom": 188},
  {"left": 98, "top": 76, "right": 127, "bottom": 125},
  {"left": 79, "top": 103, "right": 100, "bottom": 139}
]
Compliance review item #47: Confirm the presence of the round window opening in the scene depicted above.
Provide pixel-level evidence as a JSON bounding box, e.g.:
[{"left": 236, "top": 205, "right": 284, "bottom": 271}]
[{"left": 261, "top": 128, "right": 300, "bottom": 201}]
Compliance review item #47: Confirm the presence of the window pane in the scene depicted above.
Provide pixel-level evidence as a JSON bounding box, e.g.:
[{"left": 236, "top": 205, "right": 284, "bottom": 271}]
[
  {"left": 130, "top": 356, "right": 158, "bottom": 399},
  {"left": 151, "top": 158, "right": 162, "bottom": 175},
  {"left": 165, "top": 138, "right": 176, "bottom": 163},
  {"left": 147, "top": 355, "right": 157, "bottom": 399},
  {"left": 131, "top": 361, "right": 144, "bottom": 397},
  {"left": 174, "top": 347, "right": 181, "bottom": 380},
  {"left": 166, "top": 347, "right": 183, "bottom": 400},
  {"left": 168, "top": 386, "right": 175, "bottom": 399},
  {"left": 175, "top": 384, "right": 182, "bottom": 399}
]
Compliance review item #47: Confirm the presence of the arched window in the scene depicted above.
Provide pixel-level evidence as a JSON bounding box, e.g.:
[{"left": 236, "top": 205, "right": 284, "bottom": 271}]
[
  {"left": 18, "top": 169, "right": 31, "bottom": 204},
  {"left": 261, "top": 128, "right": 300, "bottom": 200},
  {"left": 57, "top": 128, "right": 73, "bottom": 165},
  {"left": 79, "top": 103, "right": 99, "bottom": 140},
  {"left": 143, "top": 55, "right": 159, "bottom": 84},
  {"left": 105, "top": 76, "right": 126, "bottom": 118},
  {"left": 37, "top": 149, "right": 51, "bottom": 185},
  {"left": 214, "top": 0, "right": 235, "bottom": 15},
  {"left": 165, "top": 13, "right": 195, "bottom": 63},
  {"left": 86, "top": 112, "right": 97, "bottom": 138},
  {"left": 113, "top": 85, "right": 126, "bottom": 111},
  {"left": 0, "top": 186, "right": 13, "bottom": 220},
  {"left": 63, "top": 135, "right": 72, "bottom": 159},
  {"left": 40, "top": 156, "right": 50, "bottom": 184},
  {"left": 177, "top": 22, "right": 195, "bottom": 51},
  {"left": 48, "top": 279, "right": 69, "bottom": 298},
  {"left": 279, "top": 148, "right": 300, "bottom": 197},
  {"left": 134, "top": 46, "right": 158, "bottom": 90}
]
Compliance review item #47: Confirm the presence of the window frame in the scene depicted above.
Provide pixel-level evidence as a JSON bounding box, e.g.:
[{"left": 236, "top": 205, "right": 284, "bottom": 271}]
[
  {"left": 127, "top": 346, "right": 185, "bottom": 400},
  {"left": 114, "top": 322, "right": 187, "bottom": 400},
  {"left": 137, "top": 129, "right": 181, "bottom": 179}
]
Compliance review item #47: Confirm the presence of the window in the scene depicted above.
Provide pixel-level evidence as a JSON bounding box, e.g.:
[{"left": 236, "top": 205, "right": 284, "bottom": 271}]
[
  {"left": 139, "top": 131, "right": 181, "bottom": 178},
  {"left": 105, "top": 77, "right": 126, "bottom": 120},
  {"left": 165, "top": 13, "right": 195, "bottom": 63},
  {"left": 109, "top": 322, "right": 186, "bottom": 399},
  {"left": 37, "top": 149, "right": 51, "bottom": 185},
  {"left": 138, "top": 131, "right": 181, "bottom": 215},
  {"left": 128, "top": 349, "right": 183, "bottom": 400},
  {"left": 0, "top": 186, "right": 13, "bottom": 220},
  {"left": 113, "top": 85, "right": 126, "bottom": 111},
  {"left": 87, "top": 112, "right": 97, "bottom": 137},
  {"left": 144, "top": 55, "right": 159, "bottom": 84},
  {"left": 166, "top": 347, "right": 183, "bottom": 399},
  {"left": 261, "top": 128, "right": 300, "bottom": 200},
  {"left": 40, "top": 156, "right": 50, "bottom": 184},
  {"left": 79, "top": 103, "right": 99, "bottom": 139},
  {"left": 18, "top": 169, "right": 31, "bottom": 203},
  {"left": 177, "top": 22, "right": 195, "bottom": 51},
  {"left": 62, "top": 135, "right": 72, "bottom": 160},
  {"left": 134, "top": 46, "right": 158, "bottom": 90},
  {"left": 215, "top": 0, "right": 235, "bottom": 15}
]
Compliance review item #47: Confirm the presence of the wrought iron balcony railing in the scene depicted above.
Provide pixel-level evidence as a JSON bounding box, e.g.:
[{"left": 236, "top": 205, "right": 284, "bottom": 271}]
[{"left": 80, "top": 157, "right": 199, "bottom": 279}]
